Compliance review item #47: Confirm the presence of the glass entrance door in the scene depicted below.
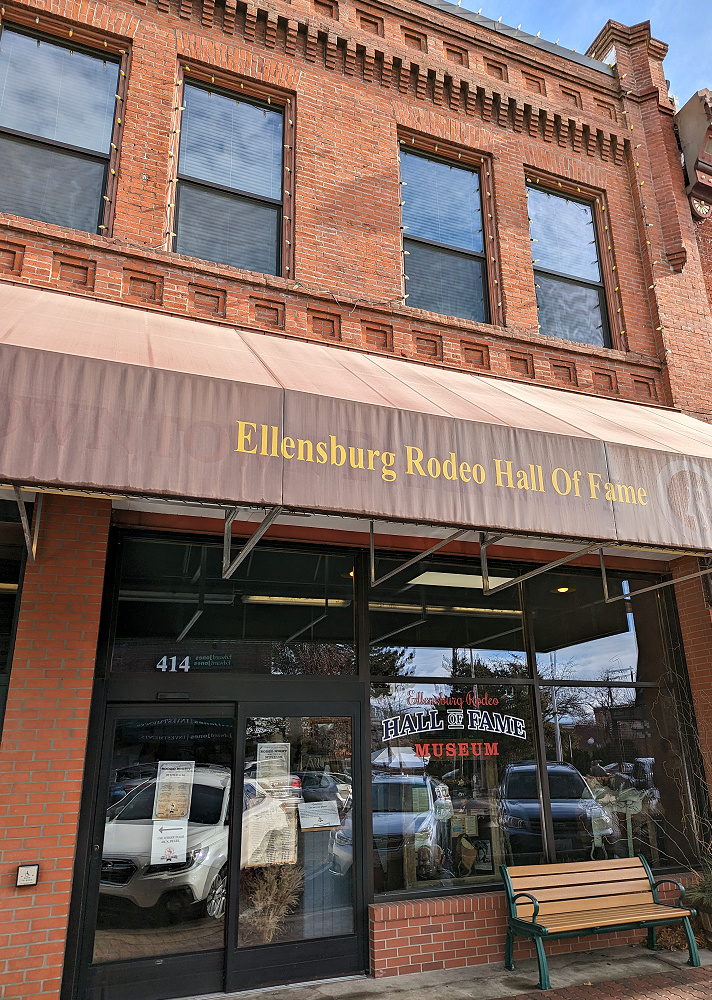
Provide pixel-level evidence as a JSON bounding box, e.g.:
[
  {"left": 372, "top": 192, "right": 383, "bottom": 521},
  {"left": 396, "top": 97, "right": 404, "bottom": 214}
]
[
  {"left": 81, "top": 701, "right": 364, "bottom": 1000},
  {"left": 226, "top": 703, "right": 364, "bottom": 990},
  {"left": 84, "top": 706, "right": 235, "bottom": 1000}
]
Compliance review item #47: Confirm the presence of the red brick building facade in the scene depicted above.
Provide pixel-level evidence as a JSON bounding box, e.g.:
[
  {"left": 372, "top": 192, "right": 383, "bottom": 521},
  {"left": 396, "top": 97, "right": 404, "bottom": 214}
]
[{"left": 1, "top": 0, "right": 712, "bottom": 998}]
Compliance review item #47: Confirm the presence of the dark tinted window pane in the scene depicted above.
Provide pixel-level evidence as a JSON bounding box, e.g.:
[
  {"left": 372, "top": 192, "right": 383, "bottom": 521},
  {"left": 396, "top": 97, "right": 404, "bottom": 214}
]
[
  {"left": 534, "top": 271, "right": 606, "bottom": 347},
  {"left": 0, "top": 135, "right": 104, "bottom": 232},
  {"left": 175, "top": 182, "right": 279, "bottom": 274},
  {"left": 401, "top": 150, "right": 483, "bottom": 253},
  {"left": 179, "top": 84, "right": 282, "bottom": 200},
  {"left": 113, "top": 540, "right": 355, "bottom": 675},
  {"left": 0, "top": 29, "right": 118, "bottom": 153},
  {"left": 527, "top": 187, "right": 600, "bottom": 282},
  {"left": 405, "top": 239, "right": 486, "bottom": 321}
]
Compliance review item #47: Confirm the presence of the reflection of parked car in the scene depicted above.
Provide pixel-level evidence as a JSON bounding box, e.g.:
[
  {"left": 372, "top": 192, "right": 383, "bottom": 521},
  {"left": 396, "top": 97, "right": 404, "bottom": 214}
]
[
  {"left": 329, "top": 774, "right": 453, "bottom": 880},
  {"left": 243, "top": 761, "right": 303, "bottom": 801},
  {"left": 296, "top": 771, "right": 350, "bottom": 810},
  {"left": 101, "top": 768, "right": 298, "bottom": 921},
  {"left": 101, "top": 764, "right": 231, "bottom": 920},
  {"left": 499, "top": 762, "right": 614, "bottom": 861},
  {"left": 108, "top": 764, "right": 158, "bottom": 805}
]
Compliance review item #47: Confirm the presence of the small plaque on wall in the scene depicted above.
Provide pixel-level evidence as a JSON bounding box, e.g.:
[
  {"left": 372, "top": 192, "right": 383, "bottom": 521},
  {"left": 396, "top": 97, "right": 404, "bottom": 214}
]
[{"left": 16, "top": 864, "right": 39, "bottom": 887}]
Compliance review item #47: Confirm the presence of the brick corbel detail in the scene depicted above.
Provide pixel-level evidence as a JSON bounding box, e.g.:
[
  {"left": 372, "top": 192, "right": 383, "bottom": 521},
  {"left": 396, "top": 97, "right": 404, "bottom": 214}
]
[
  {"left": 285, "top": 19, "right": 298, "bottom": 55},
  {"left": 449, "top": 78, "right": 460, "bottom": 111},
  {"left": 223, "top": 0, "right": 237, "bottom": 33},
  {"left": 325, "top": 32, "right": 338, "bottom": 71},
  {"left": 264, "top": 12, "right": 278, "bottom": 48},
  {"left": 511, "top": 100, "right": 525, "bottom": 132},
  {"left": 243, "top": 3, "right": 257, "bottom": 40}
]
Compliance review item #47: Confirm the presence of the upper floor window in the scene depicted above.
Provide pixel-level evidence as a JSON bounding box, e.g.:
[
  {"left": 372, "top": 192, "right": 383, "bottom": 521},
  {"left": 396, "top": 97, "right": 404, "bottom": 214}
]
[
  {"left": 527, "top": 185, "right": 610, "bottom": 348},
  {"left": 174, "top": 81, "right": 284, "bottom": 276},
  {"left": 400, "top": 148, "right": 489, "bottom": 323},
  {"left": 0, "top": 26, "right": 121, "bottom": 234}
]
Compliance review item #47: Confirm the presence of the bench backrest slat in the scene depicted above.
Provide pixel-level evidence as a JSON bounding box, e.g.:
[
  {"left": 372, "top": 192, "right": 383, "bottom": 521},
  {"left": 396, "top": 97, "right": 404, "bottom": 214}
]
[
  {"left": 506, "top": 857, "right": 643, "bottom": 878},
  {"left": 510, "top": 878, "right": 653, "bottom": 907},
  {"left": 508, "top": 866, "right": 651, "bottom": 891}
]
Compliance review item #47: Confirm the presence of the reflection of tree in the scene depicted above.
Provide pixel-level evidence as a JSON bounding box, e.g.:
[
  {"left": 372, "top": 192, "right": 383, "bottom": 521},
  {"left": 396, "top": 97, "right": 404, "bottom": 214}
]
[
  {"left": 370, "top": 647, "right": 416, "bottom": 695},
  {"left": 448, "top": 650, "right": 528, "bottom": 679},
  {"left": 271, "top": 642, "right": 354, "bottom": 675}
]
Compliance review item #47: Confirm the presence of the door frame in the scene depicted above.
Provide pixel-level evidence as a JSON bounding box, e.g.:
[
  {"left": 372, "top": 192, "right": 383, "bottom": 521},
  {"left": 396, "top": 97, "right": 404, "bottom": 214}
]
[
  {"left": 79, "top": 702, "right": 237, "bottom": 1000},
  {"left": 65, "top": 681, "right": 369, "bottom": 1000}
]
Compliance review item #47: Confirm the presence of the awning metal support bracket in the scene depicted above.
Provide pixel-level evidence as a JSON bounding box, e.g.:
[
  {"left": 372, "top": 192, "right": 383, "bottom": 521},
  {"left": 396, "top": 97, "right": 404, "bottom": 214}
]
[
  {"left": 480, "top": 531, "right": 603, "bottom": 596},
  {"left": 370, "top": 521, "right": 469, "bottom": 588},
  {"left": 599, "top": 548, "right": 712, "bottom": 604},
  {"left": 222, "top": 505, "right": 283, "bottom": 580},
  {"left": 14, "top": 487, "right": 42, "bottom": 564}
]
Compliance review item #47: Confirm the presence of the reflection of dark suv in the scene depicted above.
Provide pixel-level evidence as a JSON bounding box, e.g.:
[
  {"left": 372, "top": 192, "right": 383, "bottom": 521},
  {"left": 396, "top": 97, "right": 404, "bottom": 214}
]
[{"left": 499, "top": 762, "right": 614, "bottom": 861}]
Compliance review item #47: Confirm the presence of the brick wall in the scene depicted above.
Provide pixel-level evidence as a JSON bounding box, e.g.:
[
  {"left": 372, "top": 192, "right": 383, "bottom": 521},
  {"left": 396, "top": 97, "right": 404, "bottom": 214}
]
[
  {"left": 369, "top": 881, "right": 688, "bottom": 977},
  {"left": 673, "top": 556, "right": 712, "bottom": 794},
  {"left": 0, "top": 495, "right": 111, "bottom": 1000},
  {"left": 696, "top": 214, "right": 712, "bottom": 311},
  {"left": 2, "top": 4, "right": 711, "bottom": 412}
]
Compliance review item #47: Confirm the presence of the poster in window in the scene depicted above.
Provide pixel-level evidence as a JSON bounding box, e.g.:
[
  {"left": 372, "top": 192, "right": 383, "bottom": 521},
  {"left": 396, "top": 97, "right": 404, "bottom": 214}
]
[
  {"left": 152, "top": 761, "right": 195, "bottom": 821},
  {"left": 241, "top": 799, "right": 297, "bottom": 868},
  {"left": 256, "top": 743, "right": 290, "bottom": 796}
]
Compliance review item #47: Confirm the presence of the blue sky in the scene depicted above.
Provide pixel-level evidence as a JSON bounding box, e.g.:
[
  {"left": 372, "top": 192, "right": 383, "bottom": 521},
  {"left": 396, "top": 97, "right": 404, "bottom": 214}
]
[{"left": 457, "top": 0, "right": 710, "bottom": 106}]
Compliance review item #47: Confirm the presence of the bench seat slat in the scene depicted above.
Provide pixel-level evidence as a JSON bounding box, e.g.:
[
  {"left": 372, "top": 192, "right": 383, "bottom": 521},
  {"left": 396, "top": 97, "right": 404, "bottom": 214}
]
[
  {"left": 523, "top": 903, "right": 693, "bottom": 935},
  {"left": 516, "top": 890, "right": 657, "bottom": 918}
]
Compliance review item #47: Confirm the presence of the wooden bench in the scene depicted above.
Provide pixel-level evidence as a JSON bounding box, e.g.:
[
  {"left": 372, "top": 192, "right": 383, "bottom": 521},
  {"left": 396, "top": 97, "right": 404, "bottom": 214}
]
[{"left": 500, "top": 856, "right": 700, "bottom": 990}]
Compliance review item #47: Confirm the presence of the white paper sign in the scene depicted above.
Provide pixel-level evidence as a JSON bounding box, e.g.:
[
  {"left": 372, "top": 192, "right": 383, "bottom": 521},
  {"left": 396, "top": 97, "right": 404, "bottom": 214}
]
[
  {"left": 256, "top": 743, "right": 290, "bottom": 795},
  {"left": 241, "top": 801, "right": 297, "bottom": 868},
  {"left": 152, "top": 761, "right": 195, "bottom": 821},
  {"left": 150, "top": 819, "right": 188, "bottom": 864},
  {"left": 298, "top": 800, "right": 341, "bottom": 831}
]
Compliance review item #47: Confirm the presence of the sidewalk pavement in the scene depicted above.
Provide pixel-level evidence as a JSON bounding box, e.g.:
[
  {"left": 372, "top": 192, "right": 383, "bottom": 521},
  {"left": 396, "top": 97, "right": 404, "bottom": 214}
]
[{"left": 193, "top": 944, "right": 712, "bottom": 1000}]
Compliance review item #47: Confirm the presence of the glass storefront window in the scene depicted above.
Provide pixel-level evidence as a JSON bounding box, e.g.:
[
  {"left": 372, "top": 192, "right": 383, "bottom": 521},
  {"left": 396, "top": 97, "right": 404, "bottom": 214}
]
[
  {"left": 541, "top": 684, "right": 698, "bottom": 868},
  {"left": 369, "top": 682, "right": 540, "bottom": 892},
  {"left": 369, "top": 554, "right": 527, "bottom": 679},
  {"left": 529, "top": 568, "right": 667, "bottom": 684},
  {"left": 113, "top": 539, "right": 355, "bottom": 675},
  {"left": 0, "top": 499, "right": 26, "bottom": 733}
]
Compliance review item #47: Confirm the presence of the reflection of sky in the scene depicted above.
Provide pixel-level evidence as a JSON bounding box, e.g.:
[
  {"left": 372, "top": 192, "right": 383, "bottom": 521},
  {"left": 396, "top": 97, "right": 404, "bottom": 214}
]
[
  {"left": 0, "top": 30, "right": 118, "bottom": 153},
  {"left": 401, "top": 150, "right": 483, "bottom": 252},
  {"left": 537, "top": 629, "right": 639, "bottom": 683},
  {"left": 179, "top": 84, "right": 282, "bottom": 199},
  {"left": 382, "top": 646, "right": 525, "bottom": 679},
  {"left": 527, "top": 186, "right": 600, "bottom": 282}
]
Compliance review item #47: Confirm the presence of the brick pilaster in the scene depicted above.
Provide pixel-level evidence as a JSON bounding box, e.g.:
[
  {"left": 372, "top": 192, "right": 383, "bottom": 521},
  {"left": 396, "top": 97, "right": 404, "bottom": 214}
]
[{"left": 0, "top": 495, "right": 111, "bottom": 999}]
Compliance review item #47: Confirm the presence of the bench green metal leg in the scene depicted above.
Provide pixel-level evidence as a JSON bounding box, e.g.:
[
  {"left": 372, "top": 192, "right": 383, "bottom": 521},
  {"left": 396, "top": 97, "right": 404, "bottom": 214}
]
[
  {"left": 504, "top": 928, "right": 514, "bottom": 971},
  {"left": 534, "top": 936, "right": 551, "bottom": 991},
  {"left": 683, "top": 917, "right": 701, "bottom": 968},
  {"left": 646, "top": 927, "right": 659, "bottom": 951}
]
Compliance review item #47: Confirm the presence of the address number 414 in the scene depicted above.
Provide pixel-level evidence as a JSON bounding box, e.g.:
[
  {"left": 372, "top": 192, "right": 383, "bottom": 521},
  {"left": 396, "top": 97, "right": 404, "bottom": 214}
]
[{"left": 156, "top": 656, "right": 191, "bottom": 672}]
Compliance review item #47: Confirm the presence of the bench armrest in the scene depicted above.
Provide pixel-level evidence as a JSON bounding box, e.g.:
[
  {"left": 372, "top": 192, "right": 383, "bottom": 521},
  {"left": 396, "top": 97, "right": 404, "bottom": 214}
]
[
  {"left": 653, "top": 878, "right": 686, "bottom": 906},
  {"left": 512, "top": 891, "right": 540, "bottom": 923}
]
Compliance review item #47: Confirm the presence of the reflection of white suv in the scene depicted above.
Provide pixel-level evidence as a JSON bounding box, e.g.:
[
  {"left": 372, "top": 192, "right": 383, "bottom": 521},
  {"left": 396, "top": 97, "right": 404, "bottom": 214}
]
[{"left": 101, "top": 765, "right": 231, "bottom": 919}]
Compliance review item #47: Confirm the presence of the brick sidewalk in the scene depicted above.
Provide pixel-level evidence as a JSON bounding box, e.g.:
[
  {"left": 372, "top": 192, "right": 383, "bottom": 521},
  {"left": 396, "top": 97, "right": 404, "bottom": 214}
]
[{"left": 514, "top": 965, "right": 712, "bottom": 999}]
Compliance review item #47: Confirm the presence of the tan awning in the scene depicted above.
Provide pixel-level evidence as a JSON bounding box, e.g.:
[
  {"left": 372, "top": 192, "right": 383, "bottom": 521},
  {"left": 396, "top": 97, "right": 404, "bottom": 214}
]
[{"left": 2, "top": 282, "right": 712, "bottom": 550}]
